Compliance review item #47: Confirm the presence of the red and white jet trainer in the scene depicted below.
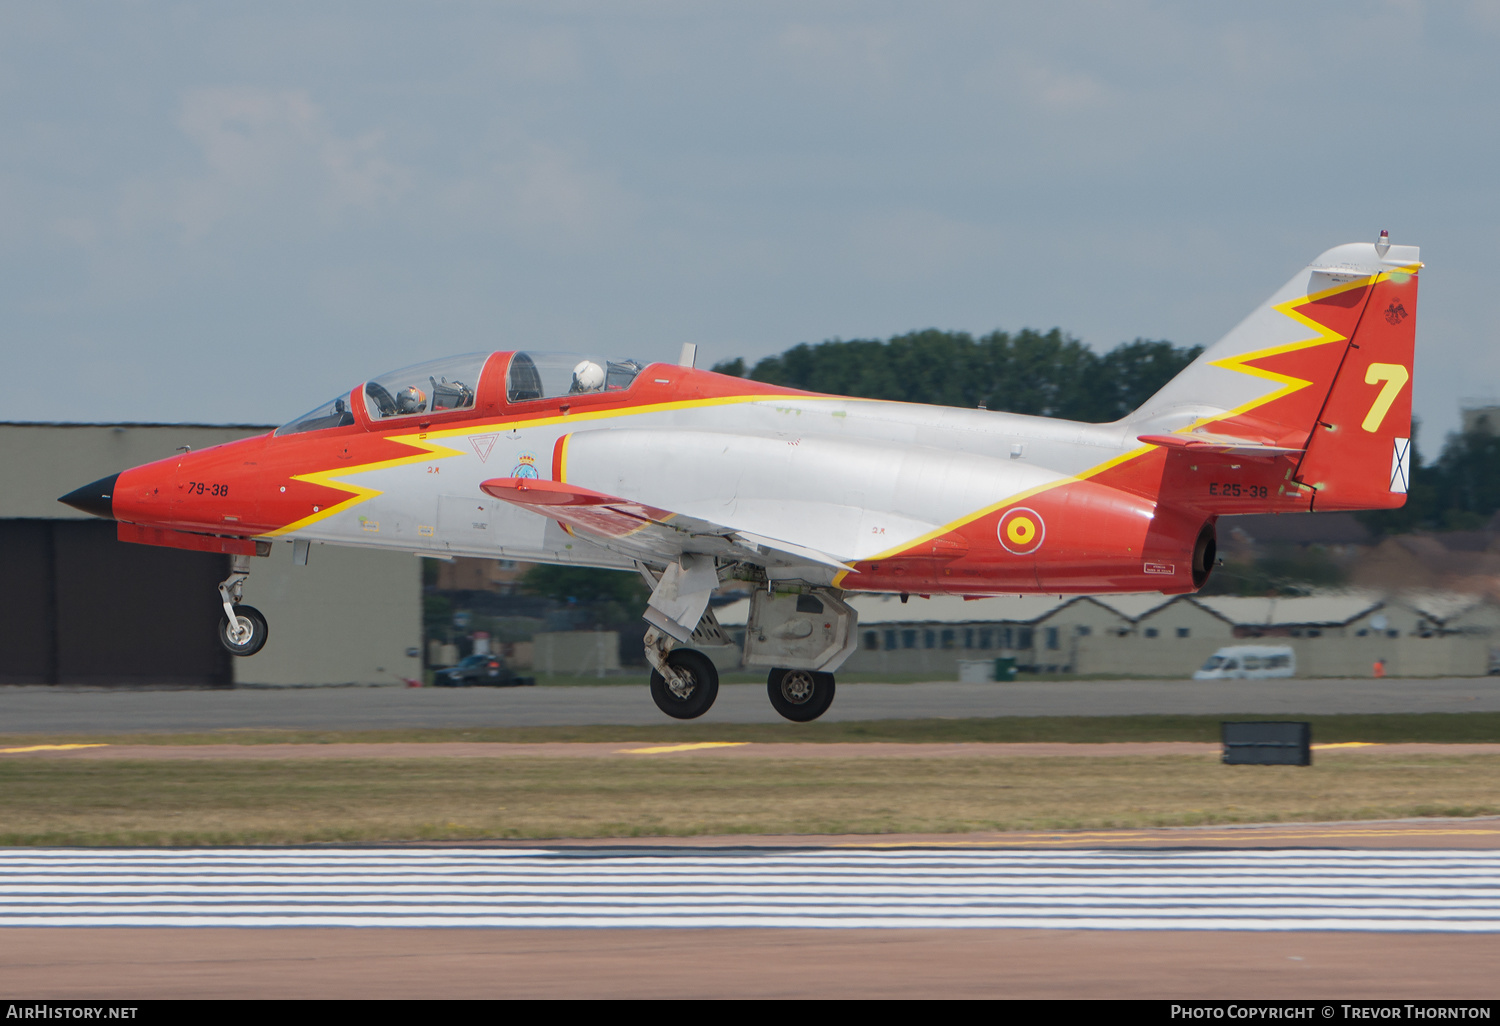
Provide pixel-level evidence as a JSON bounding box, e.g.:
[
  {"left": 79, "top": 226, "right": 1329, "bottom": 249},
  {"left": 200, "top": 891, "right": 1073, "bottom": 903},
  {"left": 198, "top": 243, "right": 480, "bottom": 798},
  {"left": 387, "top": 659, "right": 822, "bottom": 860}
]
[{"left": 62, "top": 235, "right": 1420, "bottom": 721}]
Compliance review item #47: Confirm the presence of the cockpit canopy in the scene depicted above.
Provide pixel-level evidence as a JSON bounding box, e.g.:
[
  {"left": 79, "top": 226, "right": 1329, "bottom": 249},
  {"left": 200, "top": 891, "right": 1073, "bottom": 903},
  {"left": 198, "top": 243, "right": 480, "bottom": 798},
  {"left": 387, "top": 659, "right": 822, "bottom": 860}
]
[
  {"left": 275, "top": 394, "right": 356, "bottom": 436},
  {"left": 506, "top": 352, "right": 643, "bottom": 402},
  {"left": 363, "top": 353, "right": 488, "bottom": 422},
  {"left": 275, "top": 351, "right": 648, "bottom": 436}
]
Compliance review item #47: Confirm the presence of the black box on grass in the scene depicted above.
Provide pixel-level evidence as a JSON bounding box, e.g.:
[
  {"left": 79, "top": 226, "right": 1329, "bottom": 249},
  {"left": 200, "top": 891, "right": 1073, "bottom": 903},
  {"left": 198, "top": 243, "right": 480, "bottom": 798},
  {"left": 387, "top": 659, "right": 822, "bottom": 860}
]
[{"left": 1221, "top": 721, "right": 1311, "bottom": 766}]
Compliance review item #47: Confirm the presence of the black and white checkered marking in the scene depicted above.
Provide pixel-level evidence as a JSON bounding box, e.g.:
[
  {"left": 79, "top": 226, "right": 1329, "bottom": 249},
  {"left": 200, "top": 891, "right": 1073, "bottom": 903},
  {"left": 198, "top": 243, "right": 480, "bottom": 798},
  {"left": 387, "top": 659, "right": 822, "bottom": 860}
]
[{"left": 2, "top": 848, "right": 1498, "bottom": 931}]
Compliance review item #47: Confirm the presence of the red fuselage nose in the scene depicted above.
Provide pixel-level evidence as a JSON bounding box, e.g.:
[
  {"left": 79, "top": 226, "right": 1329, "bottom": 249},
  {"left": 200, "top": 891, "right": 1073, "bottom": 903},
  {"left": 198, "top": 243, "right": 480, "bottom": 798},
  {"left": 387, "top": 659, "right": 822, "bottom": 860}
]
[{"left": 113, "top": 435, "right": 270, "bottom": 536}]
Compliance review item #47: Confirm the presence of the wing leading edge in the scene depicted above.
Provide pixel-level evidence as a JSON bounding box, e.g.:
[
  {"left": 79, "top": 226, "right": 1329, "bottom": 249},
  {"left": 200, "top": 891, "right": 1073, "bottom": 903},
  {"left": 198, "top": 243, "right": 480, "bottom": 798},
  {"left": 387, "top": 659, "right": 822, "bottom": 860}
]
[{"left": 479, "top": 477, "right": 857, "bottom": 576}]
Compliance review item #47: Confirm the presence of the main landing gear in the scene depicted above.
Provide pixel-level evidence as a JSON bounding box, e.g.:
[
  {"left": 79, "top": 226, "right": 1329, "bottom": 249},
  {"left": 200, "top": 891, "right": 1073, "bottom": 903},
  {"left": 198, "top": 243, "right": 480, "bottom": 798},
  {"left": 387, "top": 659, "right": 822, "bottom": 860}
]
[
  {"left": 639, "top": 557, "right": 857, "bottom": 722},
  {"left": 217, "top": 554, "right": 269, "bottom": 657},
  {"left": 767, "top": 668, "right": 836, "bottom": 722},
  {"left": 642, "top": 644, "right": 841, "bottom": 723}
]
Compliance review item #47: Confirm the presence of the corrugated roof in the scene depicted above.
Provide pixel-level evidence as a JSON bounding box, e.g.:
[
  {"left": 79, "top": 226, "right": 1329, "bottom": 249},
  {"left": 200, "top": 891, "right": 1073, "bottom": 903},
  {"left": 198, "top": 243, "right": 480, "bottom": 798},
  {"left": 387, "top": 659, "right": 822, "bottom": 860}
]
[
  {"left": 714, "top": 592, "right": 1073, "bottom": 627},
  {"left": 714, "top": 588, "right": 1492, "bottom": 630},
  {"left": 1401, "top": 590, "right": 1484, "bottom": 623},
  {"left": 849, "top": 593, "right": 1073, "bottom": 625},
  {"left": 1190, "top": 591, "right": 1384, "bottom": 627},
  {"left": 1088, "top": 593, "right": 1179, "bottom": 620}
]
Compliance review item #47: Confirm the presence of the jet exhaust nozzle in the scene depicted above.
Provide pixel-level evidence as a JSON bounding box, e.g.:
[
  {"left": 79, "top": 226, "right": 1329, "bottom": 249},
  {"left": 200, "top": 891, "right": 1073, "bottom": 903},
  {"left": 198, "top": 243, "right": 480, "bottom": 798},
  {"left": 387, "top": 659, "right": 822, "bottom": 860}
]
[{"left": 59, "top": 473, "right": 120, "bottom": 520}]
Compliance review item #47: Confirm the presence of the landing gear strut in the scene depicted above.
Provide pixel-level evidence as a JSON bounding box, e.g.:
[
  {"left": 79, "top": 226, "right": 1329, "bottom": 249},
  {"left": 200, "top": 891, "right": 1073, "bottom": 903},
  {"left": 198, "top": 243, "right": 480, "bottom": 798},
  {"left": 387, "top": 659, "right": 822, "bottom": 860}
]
[
  {"left": 648, "top": 647, "right": 720, "bottom": 720},
  {"left": 639, "top": 557, "right": 725, "bottom": 718},
  {"left": 643, "top": 625, "right": 720, "bottom": 718},
  {"left": 217, "top": 554, "right": 269, "bottom": 656}
]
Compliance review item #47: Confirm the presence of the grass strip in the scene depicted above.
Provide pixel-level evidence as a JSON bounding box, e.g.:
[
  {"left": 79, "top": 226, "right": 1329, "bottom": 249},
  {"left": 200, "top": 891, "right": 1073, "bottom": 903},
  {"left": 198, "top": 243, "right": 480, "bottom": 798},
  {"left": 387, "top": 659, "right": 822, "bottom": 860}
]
[
  {"left": 1, "top": 712, "right": 1498, "bottom": 749},
  {"left": 1, "top": 751, "right": 1496, "bottom": 846}
]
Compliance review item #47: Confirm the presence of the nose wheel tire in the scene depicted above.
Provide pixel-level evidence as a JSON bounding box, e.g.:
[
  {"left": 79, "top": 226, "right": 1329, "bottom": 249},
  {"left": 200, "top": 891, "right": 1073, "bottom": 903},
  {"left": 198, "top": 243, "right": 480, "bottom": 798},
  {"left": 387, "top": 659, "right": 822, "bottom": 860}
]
[
  {"left": 218, "top": 604, "right": 269, "bottom": 657},
  {"left": 649, "top": 649, "right": 720, "bottom": 719},
  {"left": 767, "top": 668, "right": 835, "bottom": 722}
]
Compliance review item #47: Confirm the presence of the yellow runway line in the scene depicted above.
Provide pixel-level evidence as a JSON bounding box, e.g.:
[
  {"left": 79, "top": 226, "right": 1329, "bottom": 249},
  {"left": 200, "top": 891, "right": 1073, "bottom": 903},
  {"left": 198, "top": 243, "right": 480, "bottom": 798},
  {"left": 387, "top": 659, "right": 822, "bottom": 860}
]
[
  {"left": 618, "top": 742, "right": 750, "bottom": 755},
  {"left": 0, "top": 744, "right": 109, "bottom": 754},
  {"left": 1313, "top": 742, "right": 1381, "bottom": 749}
]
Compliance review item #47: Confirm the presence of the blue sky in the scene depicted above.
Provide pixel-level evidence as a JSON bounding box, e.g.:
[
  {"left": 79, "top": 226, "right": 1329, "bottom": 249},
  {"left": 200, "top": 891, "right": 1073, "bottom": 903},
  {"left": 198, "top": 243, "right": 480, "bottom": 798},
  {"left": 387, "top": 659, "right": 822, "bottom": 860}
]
[{"left": 4, "top": 2, "right": 1497, "bottom": 443}]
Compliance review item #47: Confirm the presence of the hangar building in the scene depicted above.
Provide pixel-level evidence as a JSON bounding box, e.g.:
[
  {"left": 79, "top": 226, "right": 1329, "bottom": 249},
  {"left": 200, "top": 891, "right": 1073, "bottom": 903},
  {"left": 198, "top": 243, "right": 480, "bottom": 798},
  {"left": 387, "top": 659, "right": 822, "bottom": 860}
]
[
  {"left": 716, "top": 589, "right": 1500, "bottom": 679},
  {"left": 1, "top": 423, "right": 421, "bottom": 687}
]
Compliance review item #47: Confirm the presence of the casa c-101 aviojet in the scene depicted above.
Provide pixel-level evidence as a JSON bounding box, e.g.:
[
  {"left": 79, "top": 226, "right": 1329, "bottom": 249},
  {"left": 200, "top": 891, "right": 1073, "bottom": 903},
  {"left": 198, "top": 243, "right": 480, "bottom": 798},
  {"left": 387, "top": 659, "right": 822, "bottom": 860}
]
[{"left": 61, "top": 235, "right": 1421, "bottom": 721}]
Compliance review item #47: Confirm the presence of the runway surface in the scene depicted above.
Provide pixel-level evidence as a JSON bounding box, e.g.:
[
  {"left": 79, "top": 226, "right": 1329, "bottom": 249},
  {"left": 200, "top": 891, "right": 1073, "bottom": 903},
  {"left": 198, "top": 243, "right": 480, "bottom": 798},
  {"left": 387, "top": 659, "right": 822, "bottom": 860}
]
[
  {"left": 9, "top": 740, "right": 1500, "bottom": 761},
  {"left": 6, "top": 926, "right": 1497, "bottom": 998},
  {"left": 4, "top": 676, "right": 1500, "bottom": 731},
  {"left": 5, "top": 847, "right": 1498, "bottom": 931}
]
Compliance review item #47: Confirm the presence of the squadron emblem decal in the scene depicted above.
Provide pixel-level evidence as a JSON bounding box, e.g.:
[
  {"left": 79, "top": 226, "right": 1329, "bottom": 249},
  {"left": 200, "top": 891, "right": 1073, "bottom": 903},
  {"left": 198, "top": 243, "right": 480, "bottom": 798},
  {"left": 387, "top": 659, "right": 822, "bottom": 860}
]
[
  {"left": 511, "top": 452, "right": 540, "bottom": 479},
  {"left": 1384, "top": 301, "right": 1408, "bottom": 325},
  {"left": 997, "top": 507, "right": 1045, "bottom": 555}
]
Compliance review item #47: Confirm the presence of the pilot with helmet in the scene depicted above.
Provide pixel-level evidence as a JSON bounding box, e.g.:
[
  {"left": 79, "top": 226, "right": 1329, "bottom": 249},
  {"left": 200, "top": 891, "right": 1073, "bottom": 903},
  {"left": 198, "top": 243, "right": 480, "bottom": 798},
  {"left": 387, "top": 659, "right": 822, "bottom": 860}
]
[
  {"left": 570, "top": 360, "right": 606, "bottom": 394},
  {"left": 395, "top": 385, "right": 428, "bottom": 414}
]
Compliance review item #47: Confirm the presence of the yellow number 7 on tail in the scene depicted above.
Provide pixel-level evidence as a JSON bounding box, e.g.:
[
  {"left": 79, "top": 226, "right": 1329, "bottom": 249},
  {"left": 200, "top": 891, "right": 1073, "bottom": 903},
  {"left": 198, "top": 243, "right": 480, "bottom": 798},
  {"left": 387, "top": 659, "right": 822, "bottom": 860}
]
[{"left": 1362, "top": 363, "right": 1409, "bottom": 433}]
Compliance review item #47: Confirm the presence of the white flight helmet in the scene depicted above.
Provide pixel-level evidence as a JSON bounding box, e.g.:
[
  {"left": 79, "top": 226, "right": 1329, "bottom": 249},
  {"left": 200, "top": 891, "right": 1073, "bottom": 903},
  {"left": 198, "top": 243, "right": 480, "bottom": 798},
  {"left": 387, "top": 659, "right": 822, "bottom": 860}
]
[{"left": 571, "top": 360, "right": 606, "bottom": 392}]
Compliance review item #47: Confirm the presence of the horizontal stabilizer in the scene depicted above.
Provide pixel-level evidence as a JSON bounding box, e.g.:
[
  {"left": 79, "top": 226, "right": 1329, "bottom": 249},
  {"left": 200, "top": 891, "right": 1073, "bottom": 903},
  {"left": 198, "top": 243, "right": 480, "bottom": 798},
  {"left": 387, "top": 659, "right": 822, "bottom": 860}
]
[{"left": 1138, "top": 433, "right": 1305, "bottom": 459}]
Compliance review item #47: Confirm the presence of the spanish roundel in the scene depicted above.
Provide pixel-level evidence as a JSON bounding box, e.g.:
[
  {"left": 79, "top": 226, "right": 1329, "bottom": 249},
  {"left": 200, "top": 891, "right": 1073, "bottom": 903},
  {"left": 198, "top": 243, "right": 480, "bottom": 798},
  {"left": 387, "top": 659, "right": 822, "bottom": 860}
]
[{"left": 997, "top": 507, "right": 1045, "bottom": 555}]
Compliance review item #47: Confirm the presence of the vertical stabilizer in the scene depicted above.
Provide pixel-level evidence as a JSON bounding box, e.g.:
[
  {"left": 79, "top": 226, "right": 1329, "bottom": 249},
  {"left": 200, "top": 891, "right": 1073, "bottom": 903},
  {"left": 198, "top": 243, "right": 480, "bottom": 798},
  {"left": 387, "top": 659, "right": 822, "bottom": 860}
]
[
  {"left": 1293, "top": 261, "right": 1418, "bottom": 510},
  {"left": 1129, "top": 239, "right": 1420, "bottom": 511}
]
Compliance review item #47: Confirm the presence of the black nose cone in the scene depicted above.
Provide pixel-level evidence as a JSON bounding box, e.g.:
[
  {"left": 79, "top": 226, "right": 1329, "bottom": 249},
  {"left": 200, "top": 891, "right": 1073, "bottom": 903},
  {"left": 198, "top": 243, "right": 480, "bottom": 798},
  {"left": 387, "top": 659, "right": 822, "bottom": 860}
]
[{"left": 59, "top": 473, "right": 119, "bottom": 520}]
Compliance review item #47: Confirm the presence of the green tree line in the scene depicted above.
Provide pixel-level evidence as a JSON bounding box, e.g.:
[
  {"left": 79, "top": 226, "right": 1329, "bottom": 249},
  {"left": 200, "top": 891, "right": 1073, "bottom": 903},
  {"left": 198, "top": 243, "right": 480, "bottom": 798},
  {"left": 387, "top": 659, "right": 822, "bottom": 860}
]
[{"left": 713, "top": 329, "right": 1203, "bottom": 423}]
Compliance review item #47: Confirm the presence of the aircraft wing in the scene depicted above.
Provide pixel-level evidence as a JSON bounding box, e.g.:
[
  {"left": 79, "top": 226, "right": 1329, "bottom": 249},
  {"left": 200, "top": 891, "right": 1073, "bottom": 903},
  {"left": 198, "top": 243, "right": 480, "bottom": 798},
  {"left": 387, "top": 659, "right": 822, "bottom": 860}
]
[{"left": 479, "top": 477, "right": 856, "bottom": 575}]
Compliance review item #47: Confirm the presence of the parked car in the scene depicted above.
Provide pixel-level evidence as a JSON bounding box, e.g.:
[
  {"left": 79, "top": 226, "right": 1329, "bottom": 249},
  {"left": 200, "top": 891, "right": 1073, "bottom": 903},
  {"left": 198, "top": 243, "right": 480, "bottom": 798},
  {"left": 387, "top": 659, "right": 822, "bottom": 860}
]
[
  {"left": 1193, "top": 645, "right": 1295, "bottom": 680},
  {"left": 435, "top": 653, "right": 536, "bottom": 687}
]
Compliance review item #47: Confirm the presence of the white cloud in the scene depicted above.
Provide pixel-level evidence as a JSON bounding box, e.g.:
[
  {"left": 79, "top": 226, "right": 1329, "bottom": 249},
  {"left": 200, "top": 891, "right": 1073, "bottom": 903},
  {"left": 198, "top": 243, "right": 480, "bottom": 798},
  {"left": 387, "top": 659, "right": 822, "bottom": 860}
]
[
  {"left": 161, "top": 87, "right": 408, "bottom": 242},
  {"left": 442, "top": 140, "right": 636, "bottom": 250},
  {"left": 1012, "top": 61, "right": 1110, "bottom": 112}
]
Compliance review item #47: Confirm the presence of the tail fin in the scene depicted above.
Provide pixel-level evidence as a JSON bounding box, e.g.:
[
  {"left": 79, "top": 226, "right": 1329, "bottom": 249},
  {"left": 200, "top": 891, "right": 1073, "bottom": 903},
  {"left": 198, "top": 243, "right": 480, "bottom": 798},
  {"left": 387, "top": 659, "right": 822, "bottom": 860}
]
[{"left": 1130, "top": 238, "right": 1420, "bottom": 511}]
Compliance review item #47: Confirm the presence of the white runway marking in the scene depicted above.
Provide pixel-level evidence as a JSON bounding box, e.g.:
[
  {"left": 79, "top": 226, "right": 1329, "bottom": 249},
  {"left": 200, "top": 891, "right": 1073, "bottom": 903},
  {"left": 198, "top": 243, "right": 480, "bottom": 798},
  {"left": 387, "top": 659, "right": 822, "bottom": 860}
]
[{"left": 1, "top": 848, "right": 1497, "bottom": 931}]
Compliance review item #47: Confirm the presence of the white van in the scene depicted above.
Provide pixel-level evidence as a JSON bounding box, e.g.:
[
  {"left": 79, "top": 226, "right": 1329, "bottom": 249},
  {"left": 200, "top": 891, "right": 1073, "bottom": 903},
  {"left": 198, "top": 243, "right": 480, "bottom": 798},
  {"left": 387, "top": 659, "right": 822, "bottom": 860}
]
[{"left": 1193, "top": 645, "right": 1296, "bottom": 680}]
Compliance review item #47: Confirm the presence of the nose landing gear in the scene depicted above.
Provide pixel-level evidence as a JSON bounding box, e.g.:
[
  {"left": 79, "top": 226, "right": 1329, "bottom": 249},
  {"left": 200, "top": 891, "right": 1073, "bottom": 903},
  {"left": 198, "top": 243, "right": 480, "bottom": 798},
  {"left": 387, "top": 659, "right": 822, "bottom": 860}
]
[
  {"left": 648, "top": 646, "right": 720, "bottom": 720},
  {"left": 217, "top": 554, "right": 269, "bottom": 656}
]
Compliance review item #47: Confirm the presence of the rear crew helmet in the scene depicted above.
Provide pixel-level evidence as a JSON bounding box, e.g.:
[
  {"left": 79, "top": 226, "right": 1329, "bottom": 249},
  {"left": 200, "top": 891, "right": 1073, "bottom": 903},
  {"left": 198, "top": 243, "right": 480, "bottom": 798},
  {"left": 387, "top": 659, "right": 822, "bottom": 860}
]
[{"left": 571, "top": 360, "right": 606, "bottom": 392}]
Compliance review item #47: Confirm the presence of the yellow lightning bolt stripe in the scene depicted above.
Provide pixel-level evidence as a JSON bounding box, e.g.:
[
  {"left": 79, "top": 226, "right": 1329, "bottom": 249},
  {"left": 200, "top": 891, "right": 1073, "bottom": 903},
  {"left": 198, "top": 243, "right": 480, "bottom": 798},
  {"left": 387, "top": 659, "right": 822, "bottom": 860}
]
[
  {"left": 833, "top": 263, "right": 1423, "bottom": 587},
  {"left": 830, "top": 443, "right": 1157, "bottom": 587},
  {"left": 263, "top": 434, "right": 467, "bottom": 538},
  {"left": 265, "top": 268, "right": 1424, "bottom": 569},
  {"left": 1175, "top": 271, "right": 1379, "bottom": 436},
  {"left": 1175, "top": 262, "right": 1420, "bottom": 439},
  {"left": 261, "top": 394, "right": 845, "bottom": 537},
  {"left": 416, "top": 393, "right": 871, "bottom": 441}
]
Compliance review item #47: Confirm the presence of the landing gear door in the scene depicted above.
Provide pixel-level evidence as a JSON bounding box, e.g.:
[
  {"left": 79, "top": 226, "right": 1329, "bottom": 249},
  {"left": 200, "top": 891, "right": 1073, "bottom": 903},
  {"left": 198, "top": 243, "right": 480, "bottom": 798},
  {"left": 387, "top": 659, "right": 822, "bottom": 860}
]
[{"left": 742, "top": 589, "right": 858, "bottom": 673}]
